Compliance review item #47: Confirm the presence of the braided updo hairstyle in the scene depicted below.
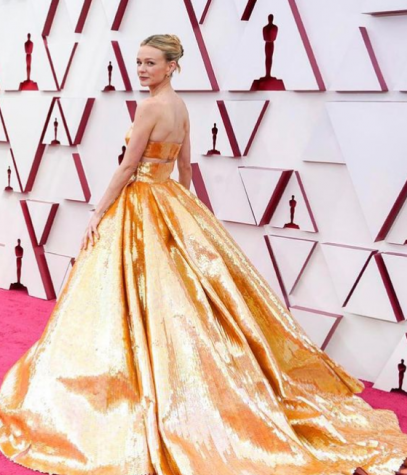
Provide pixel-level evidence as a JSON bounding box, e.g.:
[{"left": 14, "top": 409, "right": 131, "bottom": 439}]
[{"left": 140, "top": 34, "right": 184, "bottom": 76}]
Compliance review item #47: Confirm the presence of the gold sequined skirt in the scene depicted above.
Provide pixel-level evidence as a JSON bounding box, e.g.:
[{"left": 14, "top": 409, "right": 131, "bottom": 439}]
[{"left": 0, "top": 175, "right": 406, "bottom": 475}]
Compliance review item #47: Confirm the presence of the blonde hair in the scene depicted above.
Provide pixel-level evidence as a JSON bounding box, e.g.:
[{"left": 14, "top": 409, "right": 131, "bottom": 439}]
[{"left": 140, "top": 34, "right": 184, "bottom": 75}]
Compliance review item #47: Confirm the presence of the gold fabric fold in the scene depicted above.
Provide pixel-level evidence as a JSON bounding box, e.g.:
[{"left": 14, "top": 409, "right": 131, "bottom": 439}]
[{"left": 0, "top": 140, "right": 406, "bottom": 475}]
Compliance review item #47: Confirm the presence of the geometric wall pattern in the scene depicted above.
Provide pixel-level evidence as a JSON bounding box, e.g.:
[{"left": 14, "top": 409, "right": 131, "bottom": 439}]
[{"left": 1, "top": 0, "right": 407, "bottom": 387}]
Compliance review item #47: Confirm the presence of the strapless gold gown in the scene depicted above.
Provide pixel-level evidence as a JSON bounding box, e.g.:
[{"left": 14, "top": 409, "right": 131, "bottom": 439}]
[{"left": 0, "top": 126, "right": 406, "bottom": 475}]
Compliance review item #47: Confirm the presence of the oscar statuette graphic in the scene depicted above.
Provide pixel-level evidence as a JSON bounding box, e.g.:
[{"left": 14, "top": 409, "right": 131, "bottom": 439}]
[
  {"left": 50, "top": 117, "right": 61, "bottom": 145},
  {"left": 284, "top": 195, "right": 300, "bottom": 229},
  {"left": 9, "top": 239, "right": 28, "bottom": 291},
  {"left": 118, "top": 145, "right": 126, "bottom": 165},
  {"left": 5, "top": 166, "right": 13, "bottom": 191},
  {"left": 206, "top": 123, "right": 221, "bottom": 155},
  {"left": 251, "top": 15, "right": 285, "bottom": 91},
  {"left": 19, "top": 33, "right": 39, "bottom": 91},
  {"left": 391, "top": 359, "right": 407, "bottom": 396},
  {"left": 103, "top": 61, "right": 116, "bottom": 91}
]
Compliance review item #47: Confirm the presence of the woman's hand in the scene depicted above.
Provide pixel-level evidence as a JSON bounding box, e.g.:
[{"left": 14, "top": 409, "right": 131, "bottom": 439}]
[{"left": 81, "top": 211, "right": 102, "bottom": 250}]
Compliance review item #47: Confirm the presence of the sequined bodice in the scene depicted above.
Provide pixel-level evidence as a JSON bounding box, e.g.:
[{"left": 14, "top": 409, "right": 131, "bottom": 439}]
[{"left": 125, "top": 124, "right": 183, "bottom": 184}]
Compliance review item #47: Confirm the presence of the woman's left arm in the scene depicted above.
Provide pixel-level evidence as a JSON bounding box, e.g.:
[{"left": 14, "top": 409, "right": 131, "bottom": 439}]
[{"left": 81, "top": 100, "right": 159, "bottom": 250}]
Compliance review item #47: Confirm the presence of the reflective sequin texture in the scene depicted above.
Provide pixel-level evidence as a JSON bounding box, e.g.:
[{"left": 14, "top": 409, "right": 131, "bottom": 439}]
[{"left": 0, "top": 127, "right": 406, "bottom": 475}]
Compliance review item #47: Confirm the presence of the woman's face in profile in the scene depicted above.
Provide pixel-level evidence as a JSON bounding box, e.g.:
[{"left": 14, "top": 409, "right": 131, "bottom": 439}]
[{"left": 137, "top": 45, "right": 173, "bottom": 86}]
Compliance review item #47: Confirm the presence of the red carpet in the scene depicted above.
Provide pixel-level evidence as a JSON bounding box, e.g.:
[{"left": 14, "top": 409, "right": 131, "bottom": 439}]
[{"left": 0, "top": 288, "right": 406, "bottom": 474}]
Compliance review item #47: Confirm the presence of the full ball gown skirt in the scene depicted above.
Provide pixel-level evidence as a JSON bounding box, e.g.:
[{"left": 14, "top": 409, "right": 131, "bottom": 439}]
[{"left": 0, "top": 132, "right": 406, "bottom": 475}]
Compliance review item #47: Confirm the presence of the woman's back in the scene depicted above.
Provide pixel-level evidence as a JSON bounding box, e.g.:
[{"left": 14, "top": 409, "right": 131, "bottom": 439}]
[{"left": 147, "top": 94, "right": 188, "bottom": 144}]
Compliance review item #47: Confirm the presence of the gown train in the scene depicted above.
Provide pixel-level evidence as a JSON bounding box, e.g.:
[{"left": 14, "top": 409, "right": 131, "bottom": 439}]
[{"left": 0, "top": 132, "right": 406, "bottom": 475}]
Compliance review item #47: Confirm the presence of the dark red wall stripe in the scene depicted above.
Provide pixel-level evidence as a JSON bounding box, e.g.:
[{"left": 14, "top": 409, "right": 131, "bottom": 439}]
[
  {"left": 112, "top": 40, "right": 133, "bottom": 91},
  {"left": 20, "top": 200, "right": 57, "bottom": 300},
  {"left": 73, "top": 153, "right": 91, "bottom": 203},
  {"left": 375, "top": 253, "right": 405, "bottom": 322},
  {"left": 360, "top": 26, "right": 388, "bottom": 92},
  {"left": 243, "top": 100, "right": 269, "bottom": 156},
  {"left": 42, "top": 0, "right": 60, "bottom": 37},
  {"left": 76, "top": 0, "right": 93, "bottom": 34},
  {"left": 111, "top": 0, "right": 129, "bottom": 30},
  {"left": 191, "top": 163, "right": 214, "bottom": 213},
  {"left": 183, "top": 0, "right": 219, "bottom": 91},
  {"left": 217, "top": 100, "right": 241, "bottom": 157},
  {"left": 288, "top": 0, "right": 326, "bottom": 91}
]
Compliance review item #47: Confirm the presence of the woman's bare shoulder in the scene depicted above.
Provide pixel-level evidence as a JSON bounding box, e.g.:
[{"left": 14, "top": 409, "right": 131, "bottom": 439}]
[
  {"left": 136, "top": 98, "right": 162, "bottom": 119},
  {"left": 176, "top": 96, "right": 189, "bottom": 121},
  {"left": 139, "top": 96, "right": 161, "bottom": 109},
  {"left": 177, "top": 94, "right": 188, "bottom": 110}
]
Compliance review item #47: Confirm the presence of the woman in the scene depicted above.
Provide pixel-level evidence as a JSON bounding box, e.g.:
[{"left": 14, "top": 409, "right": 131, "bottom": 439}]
[{"left": 0, "top": 34, "right": 406, "bottom": 475}]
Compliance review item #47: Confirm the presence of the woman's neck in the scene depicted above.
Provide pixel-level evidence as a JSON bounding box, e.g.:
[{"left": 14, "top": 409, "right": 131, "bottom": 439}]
[{"left": 149, "top": 79, "right": 173, "bottom": 97}]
